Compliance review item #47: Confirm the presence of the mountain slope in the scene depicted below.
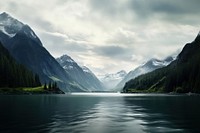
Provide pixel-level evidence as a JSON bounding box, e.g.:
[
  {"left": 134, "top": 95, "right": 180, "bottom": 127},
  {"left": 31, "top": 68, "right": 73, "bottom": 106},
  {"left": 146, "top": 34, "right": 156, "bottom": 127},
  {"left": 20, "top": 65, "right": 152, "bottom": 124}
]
[
  {"left": 57, "top": 55, "right": 105, "bottom": 91},
  {"left": 99, "top": 70, "right": 127, "bottom": 90},
  {"left": 123, "top": 31, "right": 200, "bottom": 93},
  {"left": 0, "top": 12, "right": 85, "bottom": 92},
  {"left": 81, "top": 66, "right": 105, "bottom": 91},
  {"left": 0, "top": 41, "right": 41, "bottom": 88},
  {"left": 116, "top": 57, "right": 174, "bottom": 91}
]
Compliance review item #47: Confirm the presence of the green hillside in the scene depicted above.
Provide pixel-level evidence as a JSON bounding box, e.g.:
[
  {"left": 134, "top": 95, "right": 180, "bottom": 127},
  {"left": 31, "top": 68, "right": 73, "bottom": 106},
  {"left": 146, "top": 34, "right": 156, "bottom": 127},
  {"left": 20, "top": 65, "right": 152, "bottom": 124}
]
[{"left": 123, "top": 32, "right": 200, "bottom": 93}]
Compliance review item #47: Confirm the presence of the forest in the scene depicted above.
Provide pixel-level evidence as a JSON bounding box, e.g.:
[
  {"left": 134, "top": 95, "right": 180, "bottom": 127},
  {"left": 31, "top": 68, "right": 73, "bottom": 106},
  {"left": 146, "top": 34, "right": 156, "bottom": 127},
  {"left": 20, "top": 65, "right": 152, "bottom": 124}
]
[
  {"left": 123, "top": 34, "right": 200, "bottom": 93},
  {"left": 0, "top": 42, "right": 41, "bottom": 88}
]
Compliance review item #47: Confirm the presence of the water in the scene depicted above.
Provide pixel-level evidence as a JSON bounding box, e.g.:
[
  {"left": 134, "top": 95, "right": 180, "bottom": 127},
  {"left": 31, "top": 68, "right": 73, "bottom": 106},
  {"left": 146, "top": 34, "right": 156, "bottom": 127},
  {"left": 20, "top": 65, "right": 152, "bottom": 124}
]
[{"left": 0, "top": 93, "right": 200, "bottom": 133}]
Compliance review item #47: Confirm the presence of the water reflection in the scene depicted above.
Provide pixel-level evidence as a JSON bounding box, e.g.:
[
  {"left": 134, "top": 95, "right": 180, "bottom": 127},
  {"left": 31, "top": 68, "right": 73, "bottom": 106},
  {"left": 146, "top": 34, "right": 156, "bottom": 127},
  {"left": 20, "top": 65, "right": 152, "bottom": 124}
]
[
  {"left": 0, "top": 94, "right": 200, "bottom": 133},
  {"left": 54, "top": 94, "right": 145, "bottom": 133},
  {"left": 122, "top": 95, "right": 200, "bottom": 132}
]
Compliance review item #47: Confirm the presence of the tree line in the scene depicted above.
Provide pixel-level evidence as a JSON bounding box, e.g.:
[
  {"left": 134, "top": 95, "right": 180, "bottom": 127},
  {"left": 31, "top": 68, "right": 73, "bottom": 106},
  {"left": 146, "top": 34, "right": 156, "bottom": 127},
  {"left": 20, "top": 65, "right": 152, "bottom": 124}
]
[{"left": 43, "top": 81, "right": 60, "bottom": 92}]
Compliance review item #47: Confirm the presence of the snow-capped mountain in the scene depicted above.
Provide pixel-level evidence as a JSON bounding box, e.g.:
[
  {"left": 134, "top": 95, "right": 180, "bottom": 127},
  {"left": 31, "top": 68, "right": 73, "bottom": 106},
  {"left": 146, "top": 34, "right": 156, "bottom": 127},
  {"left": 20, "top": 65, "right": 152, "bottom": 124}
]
[
  {"left": 0, "top": 12, "right": 42, "bottom": 46},
  {"left": 0, "top": 12, "right": 23, "bottom": 37},
  {"left": 57, "top": 55, "right": 105, "bottom": 91},
  {"left": 81, "top": 66, "right": 93, "bottom": 74},
  {"left": 0, "top": 12, "right": 86, "bottom": 92},
  {"left": 115, "top": 56, "right": 175, "bottom": 91},
  {"left": 81, "top": 66, "right": 106, "bottom": 90},
  {"left": 99, "top": 70, "right": 127, "bottom": 90}
]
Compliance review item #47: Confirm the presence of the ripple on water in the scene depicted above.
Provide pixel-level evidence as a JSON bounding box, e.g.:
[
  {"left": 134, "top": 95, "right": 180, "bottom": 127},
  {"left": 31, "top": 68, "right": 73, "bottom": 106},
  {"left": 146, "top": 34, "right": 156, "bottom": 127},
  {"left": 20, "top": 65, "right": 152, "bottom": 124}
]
[{"left": 0, "top": 94, "right": 199, "bottom": 133}]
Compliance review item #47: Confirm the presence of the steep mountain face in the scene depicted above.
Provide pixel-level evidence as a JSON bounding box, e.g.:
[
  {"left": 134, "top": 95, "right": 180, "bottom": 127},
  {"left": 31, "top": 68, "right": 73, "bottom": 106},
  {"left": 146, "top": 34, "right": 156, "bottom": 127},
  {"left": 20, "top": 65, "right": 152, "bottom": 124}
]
[
  {"left": 0, "top": 42, "right": 41, "bottom": 88},
  {"left": 123, "top": 32, "right": 200, "bottom": 93},
  {"left": 81, "top": 66, "right": 105, "bottom": 91},
  {"left": 56, "top": 55, "right": 105, "bottom": 91},
  {"left": 0, "top": 12, "right": 85, "bottom": 92},
  {"left": 99, "top": 70, "right": 127, "bottom": 90},
  {"left": 116, "top": 57, "right": 175, "bottom": 91}
]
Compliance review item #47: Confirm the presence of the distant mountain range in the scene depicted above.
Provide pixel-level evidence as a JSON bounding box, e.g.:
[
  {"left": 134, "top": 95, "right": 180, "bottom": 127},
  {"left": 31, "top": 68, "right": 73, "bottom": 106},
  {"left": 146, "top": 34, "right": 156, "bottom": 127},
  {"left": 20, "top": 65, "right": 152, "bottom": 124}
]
[
  {"left": 99, "top": 70, "right": 127, "bottom": 90},
  {"left": 1, "top": 12, "right": 199, "bottom": 94},
  {"left": 115, "top": 56, "right": 175, "bottom": 91},
  {"left": 56, "top": 55, "right": 105, "bottom": 91},
  {"left": 0, "top": 12, "right": 86, "bottom": 92},
  {"left": 123, "top": 31, "right": 200, "bottom": 93}
]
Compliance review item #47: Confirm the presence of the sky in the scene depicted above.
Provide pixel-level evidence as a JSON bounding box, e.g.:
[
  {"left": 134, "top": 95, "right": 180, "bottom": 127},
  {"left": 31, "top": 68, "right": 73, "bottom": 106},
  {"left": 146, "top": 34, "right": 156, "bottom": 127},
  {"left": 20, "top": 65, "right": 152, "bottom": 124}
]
[{"left": 0, "top": 0, "right": 200, "bottom": 76}]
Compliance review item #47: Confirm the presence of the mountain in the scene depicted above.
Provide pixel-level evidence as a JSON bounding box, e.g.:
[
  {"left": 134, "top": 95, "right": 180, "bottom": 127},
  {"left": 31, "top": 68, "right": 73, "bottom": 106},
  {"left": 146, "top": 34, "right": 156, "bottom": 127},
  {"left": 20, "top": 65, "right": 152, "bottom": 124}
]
[
  {"left": 0, "top": 12, "right": 85, "bottom": 92},
  {"left": 99, "top": 70, "right": 127, "bottom": 90},
  {"left": 116, "top": 56, "right": 175, "bottom": 91},
  {"left": 0, "top": 41, "right": 41, "bottom": 88},
  {"left": 123, "top": 31, "right": 200, "bottom": 93},
  {"left": 81, "top": 66, "right": 105, "bottom": 91},
  {"left": 56, "top": 55, "right": 105, "bottom": 91}
]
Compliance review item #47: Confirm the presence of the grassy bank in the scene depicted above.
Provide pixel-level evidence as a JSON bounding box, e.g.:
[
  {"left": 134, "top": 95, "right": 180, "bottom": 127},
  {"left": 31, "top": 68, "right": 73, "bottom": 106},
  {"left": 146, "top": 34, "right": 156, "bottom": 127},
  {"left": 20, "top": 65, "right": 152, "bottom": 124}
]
[
  {"left": 123, "top": 88, "right": 164, "bottom": 93},
  {"left": 0, "top": 86, "right": 64, "bottom": 94}
]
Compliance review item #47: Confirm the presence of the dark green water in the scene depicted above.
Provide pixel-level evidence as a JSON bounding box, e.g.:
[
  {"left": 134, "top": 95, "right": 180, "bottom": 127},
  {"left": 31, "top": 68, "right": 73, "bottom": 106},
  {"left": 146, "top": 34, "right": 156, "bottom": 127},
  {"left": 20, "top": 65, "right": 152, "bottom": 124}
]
[{"left": 0, "top": 93, "right": 200, "bottom": 133}]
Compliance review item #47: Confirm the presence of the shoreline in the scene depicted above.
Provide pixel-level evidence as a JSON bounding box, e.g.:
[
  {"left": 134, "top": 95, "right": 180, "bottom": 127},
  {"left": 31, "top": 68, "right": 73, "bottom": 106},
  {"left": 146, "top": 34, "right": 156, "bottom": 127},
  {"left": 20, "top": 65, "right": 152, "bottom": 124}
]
[{"left": 0, "top": 87, "right": 64, "bottom": 95}]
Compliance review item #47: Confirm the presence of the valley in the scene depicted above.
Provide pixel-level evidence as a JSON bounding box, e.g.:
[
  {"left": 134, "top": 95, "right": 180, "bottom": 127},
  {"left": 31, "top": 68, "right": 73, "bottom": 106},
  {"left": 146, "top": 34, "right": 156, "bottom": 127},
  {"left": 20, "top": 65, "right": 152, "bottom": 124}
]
[
  {"left": 1, "top": 0, "right": 200, "bottom": 132},
  {"left": 0, "top": 12, "right": 200, "bottom": 94}
]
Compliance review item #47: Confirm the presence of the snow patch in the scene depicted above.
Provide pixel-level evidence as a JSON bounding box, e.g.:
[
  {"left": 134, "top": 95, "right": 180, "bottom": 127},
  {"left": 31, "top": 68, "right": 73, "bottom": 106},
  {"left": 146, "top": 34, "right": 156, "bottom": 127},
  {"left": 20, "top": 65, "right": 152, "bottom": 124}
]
[
  {"left": 0, "top": 14, "right": 23, "bottom": 32},
  {"left": 0, "top": 25, "right": 16, "bottom": 37},
  {"left": 57, "top": 57, "right": 75, "bottom": 64},
  {"left": 30, "top": 31, "right": 37, "bottom": 38},
  {"left": 66, "top": 58, "right": 74, "bottom": 63},
  {"left": 83, "top": 69, "right": 90, "bottom": 73},
  {"left": 0, "top": 12, "right": 24, "bottom": 37},
  {"left": 81, "top": 66, "right": 92, "bottom": 73},
  {"left": 64, "top": 65, "right": 74, "bottom": 69},
  {"left": 59, "top": 55, "right": 75, "bottom": 63},
  {"left": 152, "top": 60, "right": 163, "bottom": 66},
  {"left": 23, "top": 29, "right": 37, "bottom": 39},
  {"left": 100, "top": 70, "right": 127, "bottom": 82}
]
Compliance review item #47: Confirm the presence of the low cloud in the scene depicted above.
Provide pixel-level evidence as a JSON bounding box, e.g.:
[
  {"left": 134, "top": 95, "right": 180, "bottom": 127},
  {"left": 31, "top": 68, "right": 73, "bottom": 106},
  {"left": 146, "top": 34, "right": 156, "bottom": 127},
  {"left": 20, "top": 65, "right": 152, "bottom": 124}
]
[{"left": 94, "top": 46, "right": 127, "bottom": 58}]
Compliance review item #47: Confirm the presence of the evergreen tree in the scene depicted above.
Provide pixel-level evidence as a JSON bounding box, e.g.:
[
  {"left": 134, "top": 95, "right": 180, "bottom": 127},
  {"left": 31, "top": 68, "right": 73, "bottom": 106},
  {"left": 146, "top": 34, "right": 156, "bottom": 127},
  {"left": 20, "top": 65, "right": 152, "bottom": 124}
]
[
  {"left": 34, "top": 74, "right": 41, "bottom": 87},
  {"left": 48, "top": 81, "right": 52, "bottom": 91},
  {"left": 44, "top": 82, "right": 47, "bottom": 90}
]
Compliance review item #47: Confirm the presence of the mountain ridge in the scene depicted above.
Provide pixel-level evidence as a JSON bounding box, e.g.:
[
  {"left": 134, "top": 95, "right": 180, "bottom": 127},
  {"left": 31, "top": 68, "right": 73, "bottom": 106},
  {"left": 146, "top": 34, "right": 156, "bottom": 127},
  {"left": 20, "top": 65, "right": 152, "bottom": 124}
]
[
  {"left": 0, "top": 41, "right": 41, "bottom": 88},
  {"left": 57, "top": 54, "right": 105, "bottom": 91},
  {"left": 99, "top": 70, "right": 127, "bottom": 90},
  {"left": 116, "top": 56, "right": 175, "bottom": 91},
  {"left": 0, "top": 12, "right": 85, "bottom": 92},
  {"left": 123, "top": 31, "right": 200, "bottom": 93}
]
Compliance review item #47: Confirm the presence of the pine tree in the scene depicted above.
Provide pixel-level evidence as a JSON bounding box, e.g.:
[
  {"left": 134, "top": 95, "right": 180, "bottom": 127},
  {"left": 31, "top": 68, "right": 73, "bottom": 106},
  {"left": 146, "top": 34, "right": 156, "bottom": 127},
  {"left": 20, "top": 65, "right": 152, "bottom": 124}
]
[
  {"left": 44, "top": 82, "right": 47, "bottom": 90},
  {"left": 48, "top": 81, "right": 52, "bottom": 91},
  {"left": 35, "top": 74, "right": 41, "bottom": 87}
]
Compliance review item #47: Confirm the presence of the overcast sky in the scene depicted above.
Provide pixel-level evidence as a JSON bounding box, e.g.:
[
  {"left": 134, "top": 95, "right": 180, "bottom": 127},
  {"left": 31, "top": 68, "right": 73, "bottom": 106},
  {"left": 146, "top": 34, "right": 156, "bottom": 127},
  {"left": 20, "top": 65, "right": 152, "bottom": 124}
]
[{"left": 1, "top": 0, "right": 200, "bottom": 76}]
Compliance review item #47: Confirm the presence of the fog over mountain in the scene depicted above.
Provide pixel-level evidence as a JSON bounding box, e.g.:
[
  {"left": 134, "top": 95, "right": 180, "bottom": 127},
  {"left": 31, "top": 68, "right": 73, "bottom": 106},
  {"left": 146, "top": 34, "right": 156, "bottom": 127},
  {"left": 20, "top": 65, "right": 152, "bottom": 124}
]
[{"left": 99, "top": 70, "right": 127, "bottom": 90}]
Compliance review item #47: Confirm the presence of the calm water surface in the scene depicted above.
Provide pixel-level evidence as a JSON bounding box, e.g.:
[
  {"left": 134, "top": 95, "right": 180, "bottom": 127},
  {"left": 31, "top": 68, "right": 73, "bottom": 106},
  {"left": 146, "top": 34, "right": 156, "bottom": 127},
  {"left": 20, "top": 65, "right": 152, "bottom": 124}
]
[{"left": 0, "top": 93, "right": 200, "bottom": 133}]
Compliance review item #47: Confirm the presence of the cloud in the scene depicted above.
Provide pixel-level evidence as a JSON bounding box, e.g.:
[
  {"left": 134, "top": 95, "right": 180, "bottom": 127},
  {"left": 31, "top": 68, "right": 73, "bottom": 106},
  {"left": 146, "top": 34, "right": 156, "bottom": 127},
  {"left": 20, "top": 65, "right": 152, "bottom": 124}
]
[
  {"left": 0, "top": 0, "right": 200, "bottom": 75},
  {"left": 38, "top": 31, "right": 92, "bottom": 57},
  {"left": 106, "top": 27, "right": 138, "bottom": 45},
  {"left": 94, "top": 45, "right": 133, "bottom": 60},
  {"left": 89, "top": 0, "right": 200, "bottom": 25}
]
